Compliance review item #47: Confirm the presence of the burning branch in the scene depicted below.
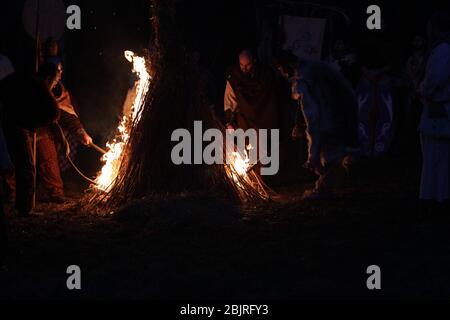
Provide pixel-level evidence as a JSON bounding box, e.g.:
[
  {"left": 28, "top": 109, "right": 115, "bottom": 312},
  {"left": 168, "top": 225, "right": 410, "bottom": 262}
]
[{"left": 93, "top": 51, "right": 151, "bottom": 192}]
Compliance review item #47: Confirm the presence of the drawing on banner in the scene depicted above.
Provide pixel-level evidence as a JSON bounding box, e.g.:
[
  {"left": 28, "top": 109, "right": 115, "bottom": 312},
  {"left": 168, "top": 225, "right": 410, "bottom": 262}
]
[{"left": 282, "top": 16, "right": 326, "bottom": 61}]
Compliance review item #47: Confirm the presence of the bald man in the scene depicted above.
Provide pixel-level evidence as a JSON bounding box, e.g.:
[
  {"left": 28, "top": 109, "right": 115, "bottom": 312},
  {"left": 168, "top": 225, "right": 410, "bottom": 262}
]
[{"left": 224, "top": 50, "right": 281, "bottom": 131}]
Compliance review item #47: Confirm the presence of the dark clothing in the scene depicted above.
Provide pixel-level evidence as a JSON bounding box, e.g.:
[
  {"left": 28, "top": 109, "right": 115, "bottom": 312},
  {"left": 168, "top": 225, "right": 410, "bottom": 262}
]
[
  {"left": 224, "top": 64, "right": 284, "bottom": 179},
  {"left": 34, "top": 111, "right": 81, "bottom": 199},
  {"left": 52, "top": 82, "right": 85, "bottom": 139},
  {"left": 3, "top": 127, "right": 35, "bottom": 213},
  {"left": 0, "top": 126, "right": 10, "bottom": 265},
  {"left": 53, "top": 82, "right": 85, "bottom": 171},
  {"left": 56, "top": 110, "right": 84, "bottom": 172},
  {"left": 1, "top": 74, "right": 59, "bottom": 131},
  {"left": 36, "top": 127, "right": 64, "bottom": 197},
  {"left": 58, "top": 110, "right": 84, "bottom": 137},
  {"left": 226, "top": 64, "right": 281, "bottom": 130},
  {"left": 290, "top": 60, "right": 359, "bottom": 196},
  {"left": 36, "top": 82, "right": 86, "bottom": 196},
  {"left": 0, "top": 194, "right": 5, "bottom": 265},
  {"left": 3, "top": 125, "right": 66, "bottom": 203},
  {"left": 0, "top": 73, "right": 59, "bottom": 214},
  {"left": 294, "top": 60, "right": 359, "bottom": 149}
]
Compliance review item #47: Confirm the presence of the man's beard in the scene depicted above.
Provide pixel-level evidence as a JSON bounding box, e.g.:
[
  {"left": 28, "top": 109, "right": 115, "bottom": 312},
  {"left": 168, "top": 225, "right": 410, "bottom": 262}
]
[{"left": 242, "top": 69, "right": 255, "bottom": 78}]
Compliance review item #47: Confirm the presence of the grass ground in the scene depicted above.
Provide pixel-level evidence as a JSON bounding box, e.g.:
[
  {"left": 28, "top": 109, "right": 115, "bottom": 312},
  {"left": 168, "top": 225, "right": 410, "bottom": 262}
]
[{"left": 1, "top": 155, "right": 449, "bottom": 300}]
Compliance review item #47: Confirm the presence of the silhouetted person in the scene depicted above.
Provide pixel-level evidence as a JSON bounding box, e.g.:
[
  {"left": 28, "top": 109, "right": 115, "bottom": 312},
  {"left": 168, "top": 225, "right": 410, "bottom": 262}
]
[
  {"left": 36, "top": 62, "right": 92, "bottom": 202},
  {"left": 224, "top": 50, "right": 281, "bottom": 131},
  {"left": 356, "top": 32, "right": 395, "bottom": 157},
  {"left": 275, "top": 50, "right": 359, "bottom": 200},
  {"left": 223, "top": 50, "right": 284, "bottom": 178},
  {"left": 406, "top": 35, "right": 428, "bottom": 89},
  {"left": 419, "top": 12, "right": 450, "bottom": 207},
  {"left": 0, "top": 123, "right": 12, "bottom": 264},
  {"left": 0, "top": 124, "right": 12, "bottom": 264},
  {"left": 0, "top": 191, "right": 5, "bottom": 266},
  {"left": 0, "top": 72, "right": 59, "bottom": 216},
  {"left": 0, "top": 49, "right": 13, "bottom": 256},
  {"left": 326, "top": 39, "right": 359, "bottom": 87},
  {"left": 42, "top": 37, "right": 62, "bottom": 67}
]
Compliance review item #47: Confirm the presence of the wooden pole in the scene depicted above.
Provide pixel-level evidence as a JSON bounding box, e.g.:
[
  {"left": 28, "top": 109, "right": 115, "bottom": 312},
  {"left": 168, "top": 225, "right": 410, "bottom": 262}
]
[
  {"left": 32, "top": 0, "right": 40, "bottom": 210},
  {"left": 89, "top": 143, "right": 107, "bottom": 155}
]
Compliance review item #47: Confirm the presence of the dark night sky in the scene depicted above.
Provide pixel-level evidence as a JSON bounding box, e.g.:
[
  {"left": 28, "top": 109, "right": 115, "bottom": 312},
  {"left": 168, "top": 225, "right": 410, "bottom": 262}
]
[{"left": 1, "top": 0, "right": 449, "bottom": 141}]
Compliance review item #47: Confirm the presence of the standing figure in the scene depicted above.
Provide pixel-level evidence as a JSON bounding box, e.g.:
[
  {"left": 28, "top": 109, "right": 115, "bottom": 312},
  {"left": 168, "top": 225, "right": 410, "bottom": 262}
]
[
  {"left": 36, "top": 62, "right": 92, "bottom": 202},
  {"left": 275, "top": 51, "right": 359, "bottom": 200},
  {"left": 1, "top": 73, "right": 59, "bottom": 215},
  {"left": 356, "top": 34, "right": 394, "bottom": 158},
  {"left": 418, "top": 12, "right": 450, "bottom": 206},
  {"left": 223, "top": 50, "right": 283, "bottom": 177},
  {"left": 0, "top": 124, "right": 12, "bottom": 265},
  {"left": 224, "top": 50, "right": 281, "bottom": 131}
]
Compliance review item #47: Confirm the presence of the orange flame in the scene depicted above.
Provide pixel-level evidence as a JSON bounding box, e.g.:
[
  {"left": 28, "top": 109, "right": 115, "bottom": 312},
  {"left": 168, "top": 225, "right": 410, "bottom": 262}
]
[
  {"left": 227, "top": 144, "right": 253, "bottom": 188},
  {"left": 94, "top": 51, "right": 151, "bottom": 191}
]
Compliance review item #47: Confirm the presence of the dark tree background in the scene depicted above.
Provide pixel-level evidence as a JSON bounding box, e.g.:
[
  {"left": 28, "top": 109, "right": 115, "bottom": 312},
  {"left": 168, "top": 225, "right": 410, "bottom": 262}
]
[{"left": 1, "top": 0, "right": 448, "bottom": 177}]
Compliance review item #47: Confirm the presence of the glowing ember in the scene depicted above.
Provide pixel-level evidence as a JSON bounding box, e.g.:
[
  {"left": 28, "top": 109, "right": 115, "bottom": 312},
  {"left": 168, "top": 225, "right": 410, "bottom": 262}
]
[
  {"left": 224, "top": 142, "right": 272, "bottom": 201},
  {"left": 227, "top": 144, "right": 253, "bottom": 187},
  {"left": 232, "top": 151, "right": 249, "bottom": 176},
  {"left": 95, "top": 51, "right": 151, "bottom": 191}
]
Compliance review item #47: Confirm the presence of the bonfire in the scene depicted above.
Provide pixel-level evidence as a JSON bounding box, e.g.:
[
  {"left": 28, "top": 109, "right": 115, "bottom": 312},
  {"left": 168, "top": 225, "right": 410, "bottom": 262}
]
[{"left": 88, "top": 0, "right": 274, "bottom": 209}]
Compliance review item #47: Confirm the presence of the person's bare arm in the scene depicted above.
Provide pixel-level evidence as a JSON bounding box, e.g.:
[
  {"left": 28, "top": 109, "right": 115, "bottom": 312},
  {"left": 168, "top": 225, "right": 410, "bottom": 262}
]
[{"left": 224, "top": 80, "right": 238, "bottom": 129}]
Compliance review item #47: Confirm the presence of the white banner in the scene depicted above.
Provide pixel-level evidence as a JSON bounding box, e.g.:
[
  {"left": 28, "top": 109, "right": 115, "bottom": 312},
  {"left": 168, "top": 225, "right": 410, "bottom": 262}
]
[{"left": 283, "top": 16, "right": 326, "bottom": 61}]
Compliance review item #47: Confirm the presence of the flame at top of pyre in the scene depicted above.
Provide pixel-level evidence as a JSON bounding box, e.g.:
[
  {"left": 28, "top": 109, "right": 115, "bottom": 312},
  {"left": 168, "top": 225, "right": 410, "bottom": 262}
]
[{"left": 94, "top": 50, "right": 151, "bottom": 192}]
